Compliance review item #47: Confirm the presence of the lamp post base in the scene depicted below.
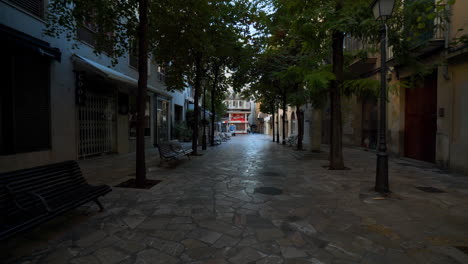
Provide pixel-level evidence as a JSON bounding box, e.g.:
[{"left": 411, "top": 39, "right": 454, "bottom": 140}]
[{"left": 375, "top": 151, "right": 389, "bottom": 193}]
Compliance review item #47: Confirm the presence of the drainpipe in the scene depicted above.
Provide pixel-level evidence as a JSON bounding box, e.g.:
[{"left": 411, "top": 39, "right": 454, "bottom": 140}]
[
  {"left": 443, "top": 2, "right": 451, "bottom": 80},
  {"left": 445, "top": 3, "right": 455, "bottom": 170}
]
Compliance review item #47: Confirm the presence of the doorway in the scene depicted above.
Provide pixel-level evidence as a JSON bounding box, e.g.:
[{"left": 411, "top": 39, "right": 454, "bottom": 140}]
[
  {"left": 157, "top": 99, "right": 170, "bottom": 143},
  {"left": 361, "top": 97, "right": 378, "bottom": 149},
  {"left": 404, "top": 72, "right": 437, "bottom": 162},
  {"left": 78, "top": 90, "right": 116, "bottom": 158}
]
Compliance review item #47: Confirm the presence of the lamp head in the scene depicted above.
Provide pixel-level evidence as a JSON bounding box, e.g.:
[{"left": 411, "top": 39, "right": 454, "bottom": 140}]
[{"left": 371, "top": 0, "right": 395, "bottom": 20}]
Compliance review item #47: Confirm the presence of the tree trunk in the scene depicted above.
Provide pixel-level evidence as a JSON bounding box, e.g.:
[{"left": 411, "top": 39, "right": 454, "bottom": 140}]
[
  {"left": 135, "top": 0, "right": 148, "bottom": 188},
  {"left": 296, "top": 107, "right": 303, "bottom": 150},
  {"left": 192, "top": 54, "right": 202, "bottom": 155},
  {"left": 282, "top": 93, "right": 286, "bottom": 145},
  {"left": 310, "top": 108, "right": 322, "bottom": 152},
  {"left": 329, "top": 25, "right": 345, "bottom": 169},
  {"left": 276, "top": 109, "right": 280, "bottom": 143},
  {"left": 210, "top": 66, "right": 219, "bottom": 146},
  {"left": 271, "top": 106, "right": 275, "bottom": 142}
]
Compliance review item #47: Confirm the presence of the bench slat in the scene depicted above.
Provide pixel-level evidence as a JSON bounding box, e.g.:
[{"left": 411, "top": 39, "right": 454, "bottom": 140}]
[{"left": 0, "top": 160, "right": 111, "bottom": 241}]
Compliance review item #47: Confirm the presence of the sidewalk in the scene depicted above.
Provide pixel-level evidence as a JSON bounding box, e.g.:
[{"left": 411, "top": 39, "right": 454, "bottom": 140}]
[
  {"left": 2, "top": 134, "right": 468, "bottom": 264},
  {"left": 78, "top": 148, "right": 173, "bottom": 186}
]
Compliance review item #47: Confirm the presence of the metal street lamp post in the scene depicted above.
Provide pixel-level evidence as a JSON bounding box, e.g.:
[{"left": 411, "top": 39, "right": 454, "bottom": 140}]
[{"left": 371, "top": 0, "right": 395, "bottom": 193}]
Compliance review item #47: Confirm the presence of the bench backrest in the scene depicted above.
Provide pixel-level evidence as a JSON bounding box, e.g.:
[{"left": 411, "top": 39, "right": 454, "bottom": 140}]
[
  {"left": 169, "top": 141, "right": 184, "bottom": 152},
  {"left": 157, "top": 143, "right": 175, "bottom": 157},
  {"left": 0, "top": 161, "right": 85, "bottom": 217}
]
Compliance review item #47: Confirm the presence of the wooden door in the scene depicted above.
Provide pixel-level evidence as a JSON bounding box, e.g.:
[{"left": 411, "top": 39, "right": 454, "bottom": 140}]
[{"left": 404, "top": 72, "right": 437, "bottom": 162}]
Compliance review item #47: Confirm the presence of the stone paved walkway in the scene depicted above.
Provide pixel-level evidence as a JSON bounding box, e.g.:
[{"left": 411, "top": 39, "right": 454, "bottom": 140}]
[{"left": 2, "top": 134, "right": 468, "bottom": 264}]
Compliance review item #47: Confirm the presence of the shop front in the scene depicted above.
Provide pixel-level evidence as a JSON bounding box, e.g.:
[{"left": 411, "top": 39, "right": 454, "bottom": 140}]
[
  {"left": 74, "top": 69, "right": 118, "bottom": 158},
  {"left": 228, "top": 113, "right": 249, "bottom": 134},
  {"left": 73, "top": 54, "right": 171, "bottom": 157}
]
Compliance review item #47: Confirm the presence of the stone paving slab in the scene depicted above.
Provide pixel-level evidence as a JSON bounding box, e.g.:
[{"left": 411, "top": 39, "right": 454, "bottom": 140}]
[{"left": 1, "top": 134, "right": 468, "bottom": 264}]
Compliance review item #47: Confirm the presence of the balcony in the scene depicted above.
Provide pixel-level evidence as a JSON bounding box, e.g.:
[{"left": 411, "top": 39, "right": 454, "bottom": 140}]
[
  {"left": 388, "top": 9, "right": 446, "bottom": 62},
  {"left": 345, "top": 36, "right": 377, "bottom": 76},
  {"left": 344, "top": 36, "right": 364, "bottom": 52},
  {"left": 225, "top": 100, "right": 251, "bottom": 110},
  {"left": 410, "top": 20, "right": 445, "bottom": 54}
]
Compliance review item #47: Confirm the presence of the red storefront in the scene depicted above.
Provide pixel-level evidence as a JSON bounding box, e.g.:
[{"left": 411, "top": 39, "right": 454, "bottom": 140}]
[{"left": 228, "top": 113, "right": 249, "bottom": 134}]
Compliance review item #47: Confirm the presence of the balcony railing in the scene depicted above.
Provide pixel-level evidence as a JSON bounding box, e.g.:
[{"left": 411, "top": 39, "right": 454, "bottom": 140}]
[
  {"left": 387, "top": 16, "right": 445, "bottom": 61},
  {"left": 344, "top": 36, "right": 364, "bottom": 52},
  {"left": 224, "top": 100, "right": 251, "bottom": 110},
  {"left": 228, "top": 103, "right": 251, "bottom": 110},
  {"left": 387, "top": 45, "right": 394, "bottom": 61}
]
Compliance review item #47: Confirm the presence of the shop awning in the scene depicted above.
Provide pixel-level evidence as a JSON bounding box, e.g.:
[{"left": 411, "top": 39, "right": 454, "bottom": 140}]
[
  {"left": 1, "top": 24, "right": 61, "bottom": 62},
  {"left": 73, "top": 54, "right": 172, "bottom": 97}
]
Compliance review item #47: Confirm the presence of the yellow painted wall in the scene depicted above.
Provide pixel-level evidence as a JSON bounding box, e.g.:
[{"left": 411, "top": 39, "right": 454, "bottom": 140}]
[
  {"left": 449, "top": 1, "right": 468, "bottom": 42},
  {"left": 447, "top": 59, "right": 468, "bottom": 172}
]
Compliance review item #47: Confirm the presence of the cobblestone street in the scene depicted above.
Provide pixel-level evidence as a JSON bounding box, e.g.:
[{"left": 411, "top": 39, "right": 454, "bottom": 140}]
[{"left": 2, "top": 134, "right": 468, "bottom": 264}]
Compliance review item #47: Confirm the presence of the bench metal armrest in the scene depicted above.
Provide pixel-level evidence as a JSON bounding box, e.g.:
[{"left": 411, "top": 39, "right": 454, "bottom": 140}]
[
  {"left": 5, "top": 184, "right": 52, "bottom": 213},
  {"left": 19, "top": 192, "right": 53, "bottom": 213}
]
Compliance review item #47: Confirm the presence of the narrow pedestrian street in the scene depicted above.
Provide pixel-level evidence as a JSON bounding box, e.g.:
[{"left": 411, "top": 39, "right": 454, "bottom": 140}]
[{"left": 3, "top": 135, "right": 468, "bottom": 264}]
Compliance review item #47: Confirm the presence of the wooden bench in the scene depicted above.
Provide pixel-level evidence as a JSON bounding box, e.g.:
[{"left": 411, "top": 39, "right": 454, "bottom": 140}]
[
  {"left": 213, "top": 135, "right": 222, "bottom": 145},
  {"left": 223, "top": 133, "right": 231, "bottom": 139},
  {"left": 0, "top": 161, "right": 111, "bottom": 241},
  {"left": 287, "top": 135, "right": 298, "bottom": 147},
  {"left": 157, "top": 142, "right": 192, "bottom": 165},
  {"left": 219, "top": 133, "right": 229, "bottom": 142}
]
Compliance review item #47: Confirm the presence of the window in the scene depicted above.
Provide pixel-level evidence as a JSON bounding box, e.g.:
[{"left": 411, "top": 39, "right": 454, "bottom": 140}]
[
  {"left": 77, "top": 15, "right": 99, "bottom": 47},
  {"left": 129, "top": 42, "right": 138, "bottom": 69},
  {"left": 129, "top": 42, "right": 151, "bottom": 75},
  {"left": 77, "top": 14, "right": 114, "bottom": 54},
  {"left": 128, "top": 96, "right": 151, "bottom": 138},
  {"left": 8, "top": 0, "right": 44, "bottom": 18},
  {"left": 1, "top": 46, "right": 51, "bottom": 155},
  {"left": 157, "top": 64, "right": 166, "bottom": 82}
]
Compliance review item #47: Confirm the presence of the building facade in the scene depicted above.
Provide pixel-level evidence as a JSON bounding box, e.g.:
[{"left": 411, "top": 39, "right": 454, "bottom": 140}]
[
  {"left": 0, "top": 0, "right": 193, "bottom": 172},
  {"left": 223, "top": 94, "right": 252, "bottom": 134},
  {"left": 256, "top": 103, "right": 314, "bottom": 148},
  {"left": 330, "top": 1, "right": 468, "bottom": 173}
]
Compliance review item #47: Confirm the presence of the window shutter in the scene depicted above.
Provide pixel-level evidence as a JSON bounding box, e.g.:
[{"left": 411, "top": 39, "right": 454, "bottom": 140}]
[
  {"left": 13, "top": 50, "right": 50, "bottom": 153},
  {"left": 9, "top": 0, "right": 44, "bottom": 18},
  {"left": 77, "top": 26, "right": 96, "bottom": 47}
]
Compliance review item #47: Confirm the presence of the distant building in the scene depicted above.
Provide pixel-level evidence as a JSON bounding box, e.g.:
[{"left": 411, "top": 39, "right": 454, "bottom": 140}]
[{"left": 222, "top": 94, "right": 252, "bottom": 134}]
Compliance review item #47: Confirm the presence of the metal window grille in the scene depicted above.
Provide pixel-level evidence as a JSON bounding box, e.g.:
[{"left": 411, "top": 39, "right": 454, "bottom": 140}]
[{"left": 78, "top": 92, "right": 116, "bottom": 158}]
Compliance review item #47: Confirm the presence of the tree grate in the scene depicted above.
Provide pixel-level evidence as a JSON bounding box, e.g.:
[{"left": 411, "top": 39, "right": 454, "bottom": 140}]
[
  {"left": 415, "top": 186, "right": 446, "bottom": 193},
  {"left": 115, "top": 179, "right": 161, "bottom": 189},
  {"left": 254, "top": 187, "right": 283, "bottom": 195},
  {"left": 455, "top": 246, "right": 468, "bottom": 255}
]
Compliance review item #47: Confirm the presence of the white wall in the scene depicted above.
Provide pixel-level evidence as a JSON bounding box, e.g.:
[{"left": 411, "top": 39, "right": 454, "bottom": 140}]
[{"left": 0, "top": 2, "right": 187, "bottom": 172}]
